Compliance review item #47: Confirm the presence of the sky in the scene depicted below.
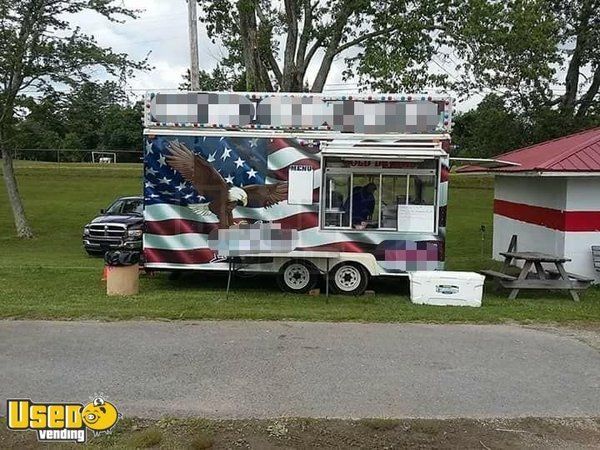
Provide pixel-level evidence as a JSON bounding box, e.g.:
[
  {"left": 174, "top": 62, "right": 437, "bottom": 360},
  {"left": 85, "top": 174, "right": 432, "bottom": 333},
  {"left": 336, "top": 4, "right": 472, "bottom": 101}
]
[{"left": 69, "top": 0, "right": 485, "bottom": 111}]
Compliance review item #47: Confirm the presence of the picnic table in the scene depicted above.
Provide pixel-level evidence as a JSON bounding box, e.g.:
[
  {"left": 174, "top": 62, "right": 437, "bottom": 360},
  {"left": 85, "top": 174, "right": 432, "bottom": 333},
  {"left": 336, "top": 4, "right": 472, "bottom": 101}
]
[{"left": 481, "top": 251, "right": 593, "bottom": 301}]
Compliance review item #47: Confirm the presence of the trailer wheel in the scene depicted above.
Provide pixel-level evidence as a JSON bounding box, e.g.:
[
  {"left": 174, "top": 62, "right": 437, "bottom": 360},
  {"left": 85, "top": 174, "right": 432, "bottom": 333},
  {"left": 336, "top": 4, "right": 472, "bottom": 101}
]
[
  {"left": 277, "top": 260, "right": 318, "bottom": 294},
  {"left": 329, "top": 262, "right": 369, "bottom": 295}
]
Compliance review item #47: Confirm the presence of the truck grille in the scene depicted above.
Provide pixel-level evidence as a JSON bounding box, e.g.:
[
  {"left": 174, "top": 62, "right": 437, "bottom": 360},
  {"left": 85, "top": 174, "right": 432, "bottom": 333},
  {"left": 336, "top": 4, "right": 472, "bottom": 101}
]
[{"left": 88, "top": 223, "right": 126, "bottom": 241}]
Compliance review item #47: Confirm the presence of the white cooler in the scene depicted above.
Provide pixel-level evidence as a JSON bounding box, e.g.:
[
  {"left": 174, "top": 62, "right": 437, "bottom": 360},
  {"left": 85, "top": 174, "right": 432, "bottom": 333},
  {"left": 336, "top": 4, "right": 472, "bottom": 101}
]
[{"left": 409, "top": 271, "right": 485, "bottom": 307}]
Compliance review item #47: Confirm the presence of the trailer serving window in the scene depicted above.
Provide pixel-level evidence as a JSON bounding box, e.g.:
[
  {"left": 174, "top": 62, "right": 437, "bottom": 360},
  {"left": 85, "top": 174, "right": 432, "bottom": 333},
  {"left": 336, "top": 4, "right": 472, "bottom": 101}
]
[{"left": 322, "top": 158, "right": 437, "bottom": 233}]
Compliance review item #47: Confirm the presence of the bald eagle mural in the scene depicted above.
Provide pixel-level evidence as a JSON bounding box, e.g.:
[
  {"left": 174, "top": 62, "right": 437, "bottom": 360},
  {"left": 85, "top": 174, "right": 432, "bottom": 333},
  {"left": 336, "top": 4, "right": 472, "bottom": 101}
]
[{"left": 166, "top": 141, "right": 288, "bottom": 228}]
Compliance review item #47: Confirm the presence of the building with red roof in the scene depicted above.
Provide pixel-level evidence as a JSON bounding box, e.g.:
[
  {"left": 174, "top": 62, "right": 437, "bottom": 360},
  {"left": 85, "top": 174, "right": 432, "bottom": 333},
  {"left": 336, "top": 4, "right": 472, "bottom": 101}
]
[{"left": 459, "top": 127, "right": 600, "bottom": 281}]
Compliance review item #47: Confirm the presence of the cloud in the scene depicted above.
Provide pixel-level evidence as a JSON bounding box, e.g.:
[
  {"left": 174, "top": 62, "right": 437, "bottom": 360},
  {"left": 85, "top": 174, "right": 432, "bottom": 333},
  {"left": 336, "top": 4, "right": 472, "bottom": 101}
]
[{"left": 68, "top": 0, "right": 223, "bottom": 92}]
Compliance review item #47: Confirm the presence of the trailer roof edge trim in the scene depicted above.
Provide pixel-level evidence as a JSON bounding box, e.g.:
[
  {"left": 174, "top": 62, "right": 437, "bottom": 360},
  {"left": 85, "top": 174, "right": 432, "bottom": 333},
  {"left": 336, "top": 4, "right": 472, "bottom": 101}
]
[
  {"left": 322, "top": 141, "right": 446, "bottom": 159},
  {"left": 143, "top": 127, "right": 451, "bottom": 141},
  {"left": 144, "top": 91, "right": 454, "bottom": 134}
]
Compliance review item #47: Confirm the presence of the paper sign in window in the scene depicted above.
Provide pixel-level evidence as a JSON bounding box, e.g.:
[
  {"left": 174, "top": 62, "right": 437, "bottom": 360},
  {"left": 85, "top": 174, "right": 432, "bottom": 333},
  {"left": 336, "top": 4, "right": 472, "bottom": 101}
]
[
  {"left": 397, "top": 204, "right": 435, "bottom": 233},
  {"left": 288, "top": 165, "right": 314, "bottom": 205}
]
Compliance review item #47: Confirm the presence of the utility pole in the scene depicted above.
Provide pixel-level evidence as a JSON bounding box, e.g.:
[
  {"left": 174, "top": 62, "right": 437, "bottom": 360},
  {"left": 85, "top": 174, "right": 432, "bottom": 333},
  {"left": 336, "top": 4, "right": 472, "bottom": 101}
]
[{"left": 187, "top": 0, "right": 200, "bottom": 90}]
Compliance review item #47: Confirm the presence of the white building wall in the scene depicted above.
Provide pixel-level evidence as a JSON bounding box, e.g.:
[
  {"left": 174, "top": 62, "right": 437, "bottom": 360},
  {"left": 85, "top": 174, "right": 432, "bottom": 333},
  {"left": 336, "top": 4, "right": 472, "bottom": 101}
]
[
  {"left": 566, "top": 177, "right": 600, "bottom": 210},
  {"left": 494, "top": 176, "right": 567, "bottom": 209},
  {"left": 564, "top": 178, "right": 600, "bottom": 282},
  {"left": 563, "top": 233, "right": 600, "bottom": 281},
  {"left": 493, "top": 215, "right": 565, "bottom": 261}
]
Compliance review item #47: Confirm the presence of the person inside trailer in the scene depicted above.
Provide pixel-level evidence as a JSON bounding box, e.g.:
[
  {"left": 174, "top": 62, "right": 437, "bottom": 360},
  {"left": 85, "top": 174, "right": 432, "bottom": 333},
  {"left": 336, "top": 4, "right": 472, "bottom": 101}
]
[{"left": 344, "top": 182, "right": 378, "bottom": 229}]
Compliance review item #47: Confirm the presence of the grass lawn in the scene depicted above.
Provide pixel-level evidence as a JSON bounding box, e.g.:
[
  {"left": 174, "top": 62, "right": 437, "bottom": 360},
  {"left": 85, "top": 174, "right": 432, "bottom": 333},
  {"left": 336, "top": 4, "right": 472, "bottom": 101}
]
[{"left": 1, "top": 162, "right": 599, "bottom": 323}]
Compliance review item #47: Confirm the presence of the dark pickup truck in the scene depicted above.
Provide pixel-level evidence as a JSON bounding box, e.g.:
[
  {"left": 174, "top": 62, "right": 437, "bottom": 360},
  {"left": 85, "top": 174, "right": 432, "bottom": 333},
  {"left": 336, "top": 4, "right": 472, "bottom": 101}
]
[{"left": 83, "top": 196, "right": 143, "bottom": 256}]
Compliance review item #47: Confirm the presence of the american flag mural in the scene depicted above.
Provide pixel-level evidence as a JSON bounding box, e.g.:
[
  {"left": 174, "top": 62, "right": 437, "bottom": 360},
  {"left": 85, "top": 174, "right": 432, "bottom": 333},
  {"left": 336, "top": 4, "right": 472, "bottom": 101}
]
[{"left": 143, "top": 135, "right": 446, "bottom": 273}]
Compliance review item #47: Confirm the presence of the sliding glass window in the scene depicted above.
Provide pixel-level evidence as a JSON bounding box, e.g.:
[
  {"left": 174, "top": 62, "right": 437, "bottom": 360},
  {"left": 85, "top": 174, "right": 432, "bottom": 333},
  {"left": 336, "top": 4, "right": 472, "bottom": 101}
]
[{"left": 322, "top": 159, "right": 437, "bottom": 233}]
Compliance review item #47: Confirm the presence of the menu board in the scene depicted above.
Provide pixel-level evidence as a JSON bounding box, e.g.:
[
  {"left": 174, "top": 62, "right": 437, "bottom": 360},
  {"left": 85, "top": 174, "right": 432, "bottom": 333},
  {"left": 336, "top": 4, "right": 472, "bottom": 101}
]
[
  {"left": 287, "top": 165, "right": 314, "bottom": 205},
  {"left": 397, "top": 205, "right": 436, "bottom": 233}
]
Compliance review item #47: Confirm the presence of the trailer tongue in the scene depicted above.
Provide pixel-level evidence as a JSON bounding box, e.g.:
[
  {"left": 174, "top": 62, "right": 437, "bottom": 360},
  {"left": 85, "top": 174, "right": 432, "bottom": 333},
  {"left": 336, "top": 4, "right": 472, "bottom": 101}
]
[{"left": 143, "top": 92, "right": 453, "bottom": 295}]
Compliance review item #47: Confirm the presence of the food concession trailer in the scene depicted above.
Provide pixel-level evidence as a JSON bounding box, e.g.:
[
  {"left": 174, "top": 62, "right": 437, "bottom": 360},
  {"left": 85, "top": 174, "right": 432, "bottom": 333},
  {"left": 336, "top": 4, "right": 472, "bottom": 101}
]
[{"left": 143, "top": 92, "right": 453, "bottom": 295}]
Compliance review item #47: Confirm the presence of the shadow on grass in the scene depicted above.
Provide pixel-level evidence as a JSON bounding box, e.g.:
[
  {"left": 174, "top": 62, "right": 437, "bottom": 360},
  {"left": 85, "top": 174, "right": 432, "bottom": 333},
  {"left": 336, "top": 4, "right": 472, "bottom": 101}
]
[{"left": 152, "top": 270, "right": 411, "bottom": 297}]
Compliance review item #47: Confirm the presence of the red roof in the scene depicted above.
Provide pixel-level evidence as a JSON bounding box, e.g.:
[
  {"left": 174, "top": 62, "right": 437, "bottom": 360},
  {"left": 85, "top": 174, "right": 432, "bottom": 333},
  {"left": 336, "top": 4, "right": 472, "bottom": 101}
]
[{"left": 459, "top": 127, "right": 600, "bottom": 173}]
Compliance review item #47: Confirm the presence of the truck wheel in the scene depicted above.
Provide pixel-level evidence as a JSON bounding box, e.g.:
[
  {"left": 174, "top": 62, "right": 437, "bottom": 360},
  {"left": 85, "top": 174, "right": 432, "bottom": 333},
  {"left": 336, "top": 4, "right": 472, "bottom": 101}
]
[
  {"left": 277, "top": 260, "right": 318, "bottom": 294},
  {"left": 329, "top": 262, "right": 369, "bottom": 295}
]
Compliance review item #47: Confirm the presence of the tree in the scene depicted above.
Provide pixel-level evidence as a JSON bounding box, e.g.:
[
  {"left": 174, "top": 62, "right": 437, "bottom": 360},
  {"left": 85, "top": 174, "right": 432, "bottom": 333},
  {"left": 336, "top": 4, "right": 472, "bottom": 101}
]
[
  {"left": 452, "top": 93, "right": 599, "bottom": 159},
  {"left": 198, "top": 0, "right": 448, "bottom": 92},
  {"left": 452, "top": 94, "right": 527, "bottom": 158},
  {"left": 11, "top": 81, "right": 143, "bottom": 163},
  {"left": 447, "top": 0, "right": 599, "bottom": 119},
  {"left": 197, "top": 0, "right": 561, "bottom": 94},
  {"left": 179, "top": 66, "right": 246, "bottom": 91},
  {"left": 0, "top": 0, "right": 147, "bottom": 238},
  {"left": 11, "top": 93, "right": 66, "bottom": 154},
  {"left": 549, "top": 0, "right": 600, "bottom": 117},
  {"left": 101, "top": 102, "right": 144, "bottom": 160}
]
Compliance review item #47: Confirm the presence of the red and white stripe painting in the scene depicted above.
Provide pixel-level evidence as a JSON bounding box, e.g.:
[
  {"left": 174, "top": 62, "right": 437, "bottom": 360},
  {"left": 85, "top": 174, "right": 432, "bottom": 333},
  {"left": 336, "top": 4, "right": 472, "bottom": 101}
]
[
  {"left": 144, "top": 135, "right": 447, "bottom": 273},
  {"left": 492, "top": 176, "right": 600, "bottom": 281}
]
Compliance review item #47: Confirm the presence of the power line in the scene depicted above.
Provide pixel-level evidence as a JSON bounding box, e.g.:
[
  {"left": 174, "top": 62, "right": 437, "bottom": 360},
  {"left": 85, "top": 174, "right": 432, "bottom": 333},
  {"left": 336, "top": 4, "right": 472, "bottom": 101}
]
[{"left": 431, "top": 57, "right": 459, "bottom": 81}]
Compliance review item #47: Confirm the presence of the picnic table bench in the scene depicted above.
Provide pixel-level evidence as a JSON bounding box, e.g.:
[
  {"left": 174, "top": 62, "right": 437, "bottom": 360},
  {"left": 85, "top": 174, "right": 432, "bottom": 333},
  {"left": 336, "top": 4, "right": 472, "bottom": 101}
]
[{"left": 481, "top": 251, "right": 593, "bottom": 301}]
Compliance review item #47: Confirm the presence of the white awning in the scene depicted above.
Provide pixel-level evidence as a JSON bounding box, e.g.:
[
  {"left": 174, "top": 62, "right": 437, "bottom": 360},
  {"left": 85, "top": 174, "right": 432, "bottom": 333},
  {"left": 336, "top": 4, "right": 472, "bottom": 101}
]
[
  {"left": 450, "top": 157, "right": 521, "bottom": 169},
  {"left": 321, "top": 140, "right": 447, "bottom": 159}
]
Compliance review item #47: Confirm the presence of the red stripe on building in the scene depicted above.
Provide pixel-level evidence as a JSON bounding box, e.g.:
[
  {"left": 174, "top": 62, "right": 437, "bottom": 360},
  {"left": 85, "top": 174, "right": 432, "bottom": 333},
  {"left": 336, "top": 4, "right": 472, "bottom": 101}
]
[{"left": 494, "top": 199, "right": 600, "bottom": 232}]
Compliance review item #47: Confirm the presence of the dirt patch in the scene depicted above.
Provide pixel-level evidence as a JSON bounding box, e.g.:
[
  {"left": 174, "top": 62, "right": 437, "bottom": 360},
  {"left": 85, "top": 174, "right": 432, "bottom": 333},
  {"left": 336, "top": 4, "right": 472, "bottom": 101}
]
[
  {"left": 2, "top": 417, "right": 600, "bottom": 449},
  {"left": 526, "top": 323, "right": 600, "bottom": 353}
]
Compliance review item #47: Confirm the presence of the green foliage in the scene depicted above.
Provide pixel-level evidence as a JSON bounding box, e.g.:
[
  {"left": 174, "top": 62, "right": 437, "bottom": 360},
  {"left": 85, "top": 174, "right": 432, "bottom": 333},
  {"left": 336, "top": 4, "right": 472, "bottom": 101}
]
[
  {"left": 446, "top": 0, "right": 560, "bottom": 101},
  {"left": 195, "top": 0, "right": 567, "bottom": 97},
  {"left": 10, "top": 94, "right": 65, "bottom": 151},
  {"left": 102, "top": 103, "right": 144, "bottom": 151},
  {"left": 11, "top": 81, "right": 142, "bottom": 160},
  {"left": 196, "top": 0, "right": 598, "bottom": 137},
  {"left": 452, "top": 94, "right": 600, "bottom": 158},
  {"left": 0, "top": 0, "right": 148, "bottom": 237},
  {"left": 452, "top": 95, "right": 527, "bottom": 158},
  {"left": 0, "top": 1, "right": 146, "bottom": 119},
  {"left": 180, "top": 66, "right": 246, "bottom": 91}
]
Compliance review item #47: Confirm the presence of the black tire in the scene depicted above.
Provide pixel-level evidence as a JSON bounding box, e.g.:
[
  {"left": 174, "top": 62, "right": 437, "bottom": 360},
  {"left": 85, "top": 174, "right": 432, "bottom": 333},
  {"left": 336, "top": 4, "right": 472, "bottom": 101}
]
[
  {"left": 329, "top": 262, "right": 369, "bottom": 295},
  {"left": 276, "top": 260, "right": 318, "bottom": 294},
  {"left": 86, "top": 249, "right": 105, "bottom": 257}
]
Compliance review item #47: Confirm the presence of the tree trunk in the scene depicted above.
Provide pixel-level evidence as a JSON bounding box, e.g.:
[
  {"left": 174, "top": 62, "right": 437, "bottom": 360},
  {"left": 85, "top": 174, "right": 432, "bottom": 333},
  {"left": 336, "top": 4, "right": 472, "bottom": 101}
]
[
  {"left": 238, "top": 0, "right": 272, "bottom": 91},
  {"left": 576, "top": 64, "right": 600, "bottom": 118},
  {"left": 560, "top": 0, "right": 593, "bottom": 114},
  {"left": 560, "top": 34, "right": 584, "bottom": 113},
  {"left": 1, "top": 147, "right": 34, "bottom": 238},
  {"left": 311, "top": 7, "right": 352, "bottom": 93}
]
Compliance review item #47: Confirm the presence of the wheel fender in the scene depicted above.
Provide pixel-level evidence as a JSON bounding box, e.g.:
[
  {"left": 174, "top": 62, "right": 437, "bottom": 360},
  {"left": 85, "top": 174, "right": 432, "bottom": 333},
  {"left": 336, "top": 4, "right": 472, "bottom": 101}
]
[
  {"left": 278, "top": 258, "right": 319, "bottom": 274},
  {"left": 273, "top": 254, "right": 380, "bottom": 277},
  {"left": 333, "top": 253, "right": 380, "bottom": 276}
]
